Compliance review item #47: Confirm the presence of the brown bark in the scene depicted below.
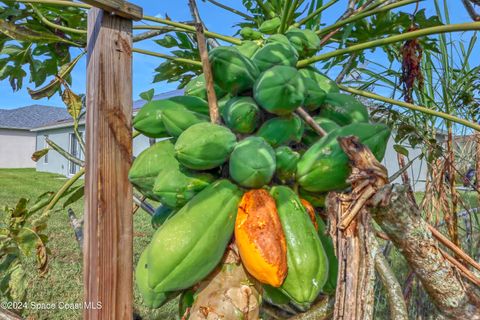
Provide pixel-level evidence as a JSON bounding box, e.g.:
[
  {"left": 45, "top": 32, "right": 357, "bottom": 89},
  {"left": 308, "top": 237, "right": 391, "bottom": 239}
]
[
  {"left": 327, "top": 193, "right": 376, "bottom": 320},
  {"left": 370, "top": 185, "right": 480, "bottom": 319},
  {"left": 189, "top": 246, "right": 262, "bottom": 320},
  {"left": 446, "top": 126, "right": 460, "bottom": 247}
]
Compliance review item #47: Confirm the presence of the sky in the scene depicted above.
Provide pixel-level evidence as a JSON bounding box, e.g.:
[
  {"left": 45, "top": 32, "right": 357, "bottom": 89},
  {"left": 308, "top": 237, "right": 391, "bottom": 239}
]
[{"left": 0, "top": 0, "right": 477, "bottom": 110}]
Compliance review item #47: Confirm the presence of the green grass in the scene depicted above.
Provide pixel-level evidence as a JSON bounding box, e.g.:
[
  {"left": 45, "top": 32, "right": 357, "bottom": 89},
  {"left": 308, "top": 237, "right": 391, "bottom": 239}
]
[{"left": 0, "top": 169, "right": 177, "bottom": 320}]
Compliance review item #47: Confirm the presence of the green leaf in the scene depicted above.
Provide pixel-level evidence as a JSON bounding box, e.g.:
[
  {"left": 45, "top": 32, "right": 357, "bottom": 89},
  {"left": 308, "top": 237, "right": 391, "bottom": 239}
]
[
  {"left": 27, "top": 51, "right": 84, "bottom": 99},
  {"left": 393, "top": 144, "right": 409, "bottom": 157},
  {"left": 139, "top": 88, "right": 155, "bottom": 102},
  {"left": 155, "top": 35, "right": 178, "bottom": 48},
  {"left": 63, "top": 186, "right": 84, "bottom": 209},
  {"left": 15, "top": 228, "right": 38, "bottom": 256},
  {"left": 0, "top": 18, "right": 70, "bottom": 44}
]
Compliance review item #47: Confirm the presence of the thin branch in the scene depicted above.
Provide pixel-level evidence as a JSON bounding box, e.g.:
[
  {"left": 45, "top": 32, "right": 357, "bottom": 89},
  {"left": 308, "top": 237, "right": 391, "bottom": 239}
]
[
  {"left": 188, "top": 0, "right": 220, "bottom": 124},
  {"left": 338, "top": 85, "right": 480, "bottom": 132},
  {"left": 45, "top": 137, "right": 84, "bottom": 166},
  {"left": 299, "top": 22, "right": 480, "bottom": 66},
  {"left": 29, "top": 3, "right": 86, "bottom": 34},
  {"left": 142, "top": 15, "right": 241, "bottom": 45},
  {"left": 204, "top": 0, "right": 254, "bottom": 21},
  {"left": 375, "top": 252, "right": 409, "bottom": 320},
  {"left": 462, "top": 0, "right": 480, "bottom": 21},
  {"left": 294, "top": 0, "right": 339, "bottom": 27},
  {"left": 132, "top": 48, "right": 202, "bottom": 67},
  {"left": 295, "top": 107, "right": 327, "bottom": 136},
  {"left": 132, "top": 26, "right": 178, "bottom": 42},
  {"left": 335, "top": 53, "right": 357, "bottom": 83}
]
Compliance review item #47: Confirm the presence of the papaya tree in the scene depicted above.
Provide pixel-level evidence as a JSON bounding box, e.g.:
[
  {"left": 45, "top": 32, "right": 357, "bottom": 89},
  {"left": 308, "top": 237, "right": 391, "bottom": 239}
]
[{"left": 1, "top": 0, "right": 480, "bottom": 319}]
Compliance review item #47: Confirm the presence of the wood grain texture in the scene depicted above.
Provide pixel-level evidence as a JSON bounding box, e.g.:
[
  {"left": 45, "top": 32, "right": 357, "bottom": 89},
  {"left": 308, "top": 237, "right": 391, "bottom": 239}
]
[
  {"left": 82, "top": 0, "right": 143, "bottom": 20},
  {"left": 84, "top": 8, "right": 133, "bottom": 319}
]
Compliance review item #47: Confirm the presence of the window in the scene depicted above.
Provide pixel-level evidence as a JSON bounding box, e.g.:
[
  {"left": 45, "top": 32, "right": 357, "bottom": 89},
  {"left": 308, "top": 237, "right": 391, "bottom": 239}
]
[
  {"left": 69, "top": 133, "right": 79, "bottom": 175},
  {"left": 44, "top": 135, "right": 49, "bottom": 164}
]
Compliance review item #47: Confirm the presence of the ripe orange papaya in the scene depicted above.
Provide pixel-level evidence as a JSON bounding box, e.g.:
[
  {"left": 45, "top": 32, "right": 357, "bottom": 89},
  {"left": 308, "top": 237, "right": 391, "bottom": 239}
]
[{"left": 235, "top": 189, "right": 287, "bottom": 287}]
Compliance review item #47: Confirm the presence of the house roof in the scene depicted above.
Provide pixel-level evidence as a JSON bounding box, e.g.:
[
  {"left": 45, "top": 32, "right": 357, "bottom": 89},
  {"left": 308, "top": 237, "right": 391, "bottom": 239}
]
[
  {"left": 0, "top": 105, "right": 70, "bottom": 130},
  {"left": 30, "top": 89, "right": 184, "bottom": 132}
]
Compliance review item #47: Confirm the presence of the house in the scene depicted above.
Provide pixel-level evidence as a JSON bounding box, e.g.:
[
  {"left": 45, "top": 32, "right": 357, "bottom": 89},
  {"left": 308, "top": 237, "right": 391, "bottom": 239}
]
[
  {"left": 1, "top": 89, "right": 436, "bottom": 191},
  {"left": 31, "top": 90, "right": 183, "bottom": 176},
  {"left": 0, "top": 105, "right": 69, "bottom": 168}
]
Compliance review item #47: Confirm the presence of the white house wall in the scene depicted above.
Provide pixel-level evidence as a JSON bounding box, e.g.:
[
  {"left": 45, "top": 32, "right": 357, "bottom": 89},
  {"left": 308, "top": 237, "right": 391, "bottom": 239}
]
[
  {"left": 0, "top": 128, "right": 36, "bottom": 168},
  {"left": 35, "top": 125, "right": 152, "bottom": 176},
  {"left": 382, "top": 136, "right": 428, "bottom": 192}
]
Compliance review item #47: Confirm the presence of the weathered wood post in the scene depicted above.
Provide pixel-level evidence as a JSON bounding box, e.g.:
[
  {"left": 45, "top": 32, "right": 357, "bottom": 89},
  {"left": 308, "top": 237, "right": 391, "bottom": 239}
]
[{"left": 83, "top": 1, "right": 142, "bottom": 318}]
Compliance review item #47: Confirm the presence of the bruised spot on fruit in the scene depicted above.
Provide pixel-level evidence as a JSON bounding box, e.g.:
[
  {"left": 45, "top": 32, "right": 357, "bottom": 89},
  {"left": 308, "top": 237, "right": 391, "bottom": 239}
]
[
  {"left": 300, "top": 199, "right": 318, "bottom": 231},
  {"left": 235, "top": 189, "right": 287, "bottom": 287}
]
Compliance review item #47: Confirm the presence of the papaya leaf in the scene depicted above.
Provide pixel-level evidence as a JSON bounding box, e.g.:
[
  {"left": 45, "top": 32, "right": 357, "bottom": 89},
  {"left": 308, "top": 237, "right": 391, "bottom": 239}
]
[
  {"left": 27, "top": 51, "right": 84, "bottom": 99},
  {"left": 15, "top": 227, "right": 37, "bottom": 256},
  {"left": 31, "top": 148, "right": 49, "bottom": 162},
  {"left": 140, "top": 88, "right": 155, "bottom": 102},
  {"left": 61, "top": 84, "right": 82, "bottom": 120},
  {"left": 28, "top": 191, "right": 55, "bottom": 215},
  {"left": 393, "top": 144, "right": 409, "bottom": 157},
  {"left": 0, "top": 18, "right": 69, "bottom": 44},
  {"left": 63, "top": 186, "right": 84, "bottom": 209}
]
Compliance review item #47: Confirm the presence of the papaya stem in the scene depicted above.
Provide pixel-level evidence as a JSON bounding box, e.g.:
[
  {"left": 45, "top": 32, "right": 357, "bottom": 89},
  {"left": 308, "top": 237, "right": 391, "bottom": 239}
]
[
  {"left": 142, "top": 15, "right": 242, "bottom": 45},
  {"left": 299, "top": 22, "right": 480, "bottom": 66},
  {"left": 188, "top": 0, "right": 220, "bottom": 124},
  {"left": 29, "top": 3, "right": 86, "bottom": 34},
  {"left": 278, "top": 0, "right": 292, "bottom": 34},
  {"left": 294, "top": 0, "right": 339, "bottom": 28},
  {"left": 296, "top": 107, "right": 327, "bottom": 137},
  {"left": 132, "top": 48, "right": 203, "bottom": 67},
  {"left": 256, "top": 0, "right": 274, "bottom": 19},
  {"left": 13, "top": 0, "right": 242, "bottom": 45},
  {"left": 338, "top": 85, "right": 480, "bottom": 132},
  {"left": 316, "top": 0, "right": 422, "bottom": 36},
  {"left": 43, "top": 167, "right": 84, "bottom": 214}
]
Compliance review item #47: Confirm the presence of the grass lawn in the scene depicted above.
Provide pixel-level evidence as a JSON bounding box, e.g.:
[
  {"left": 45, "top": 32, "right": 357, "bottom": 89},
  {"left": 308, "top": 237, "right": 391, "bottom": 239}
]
[{"left": 0, "top": 168, "right": 177, "bottom": 320}]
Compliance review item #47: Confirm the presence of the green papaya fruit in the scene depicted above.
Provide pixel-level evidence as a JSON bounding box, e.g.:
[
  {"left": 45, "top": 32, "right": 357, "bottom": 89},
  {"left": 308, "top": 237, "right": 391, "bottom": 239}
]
[
  {"left": 217, "top": 94, "right": 232, "bottom": 115},
  {"left": 135, "top": 248, "right": 177, "bottom": 308},
  {"left": 285, "top": 27, "right": 320, "bottom": 58},
  {"left": 252, "top": 42, "right": 298, "bottom": 72},
  {"left": 175, "top": 122, "right": 237, "bottom": 170},
  {"left": 128, "top": 140, "right": 176, "bottom": 201},
  {"left": 133, "top": 96, "right": 210, "bottom": 138},
  {"left": 222, "top": 97, "right": 261, "bottom": 134},
  {"left": 298, "top": 188, "right": 326, "bottom": 208},
  {"left": 297, "top": 123, "right": 391, "bottom": 192},
  {"left": 151, "top": 206, "right": 176, "bottom": 229},
  {"left": 316, "top": 216, "right": 338, "bottom": 294},
  {"left": 184, "top": 74, "right": 226, "bottom": 102},
  {"left": 270, "top": 186, "right": 328, "bottom": 308},
  {"left": 319, "top": 93, "right": 369, "bottom": 125},
  {"left": 254, "top": 65, "right": 305, "bottom": 115},
  {"left": 161, "top": 107, "right": 209, "bottom": 138},
  {"left": 298, "top": 67, "right": 339, "bottom": 94},
  {"left": 153, "top": 164, "right": 214, "bottom": 208},
  {"left": 302, "top": 117, "right": 340, "bottom": 146},
  {"left": 266, "top": 34, "right": 290, "bottom": 46},
  {"left": 209, "top": 47, "right": 260, "bottom": 95},
  {"left": 257, "top": 114, "right": 304, "bottom": 147},
  {"left": 263, "top": 285, "right": 290, "bottom": 306},
  {"left": 302, "top": 77, "right": 327, "bottom": 111},
  {"left": 229, "top": 136, "right": 276, "bottom": 188},
  {"left": 275, "top": 146, "right": 300, "bottom": 183},
  {"left": 147, "top": 180, "right": 242, "bottom": 292},
  {"left": 236, "top": 41, "right": 260, "bottom": 58},
  {"left": 240, "top": 27, "right": 263, "bottom": 40},
  {"left": 259, "top": 17, "right": 281, "bottom": 34},
  {"left": 133, "top": 101, "right": 168, "bottom": 138}
]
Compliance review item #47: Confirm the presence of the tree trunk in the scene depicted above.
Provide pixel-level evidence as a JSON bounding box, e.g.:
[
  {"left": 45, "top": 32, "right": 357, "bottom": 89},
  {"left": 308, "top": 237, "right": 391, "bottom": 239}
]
[
  {"left": 370, "top": 185, "right": 480, "bottom": 319},
  {"left": 446, "top": 125, "right": 460, "bottom": 246},
  {"left": 327, "top": 193, "right": 376, "bottom": 320}
]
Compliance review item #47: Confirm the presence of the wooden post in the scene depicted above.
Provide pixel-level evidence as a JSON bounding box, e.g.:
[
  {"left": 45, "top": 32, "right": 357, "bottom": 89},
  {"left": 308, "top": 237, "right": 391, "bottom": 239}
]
[{"left": 84, "top": 2, "right": 139, "bottom": 317}]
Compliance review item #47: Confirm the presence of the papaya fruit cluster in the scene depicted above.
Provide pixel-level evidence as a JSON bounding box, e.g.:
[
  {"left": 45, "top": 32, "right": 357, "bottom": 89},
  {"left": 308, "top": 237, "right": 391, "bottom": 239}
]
[{"left": 130, "top": 28, "right": 391, "bottom": 312}]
